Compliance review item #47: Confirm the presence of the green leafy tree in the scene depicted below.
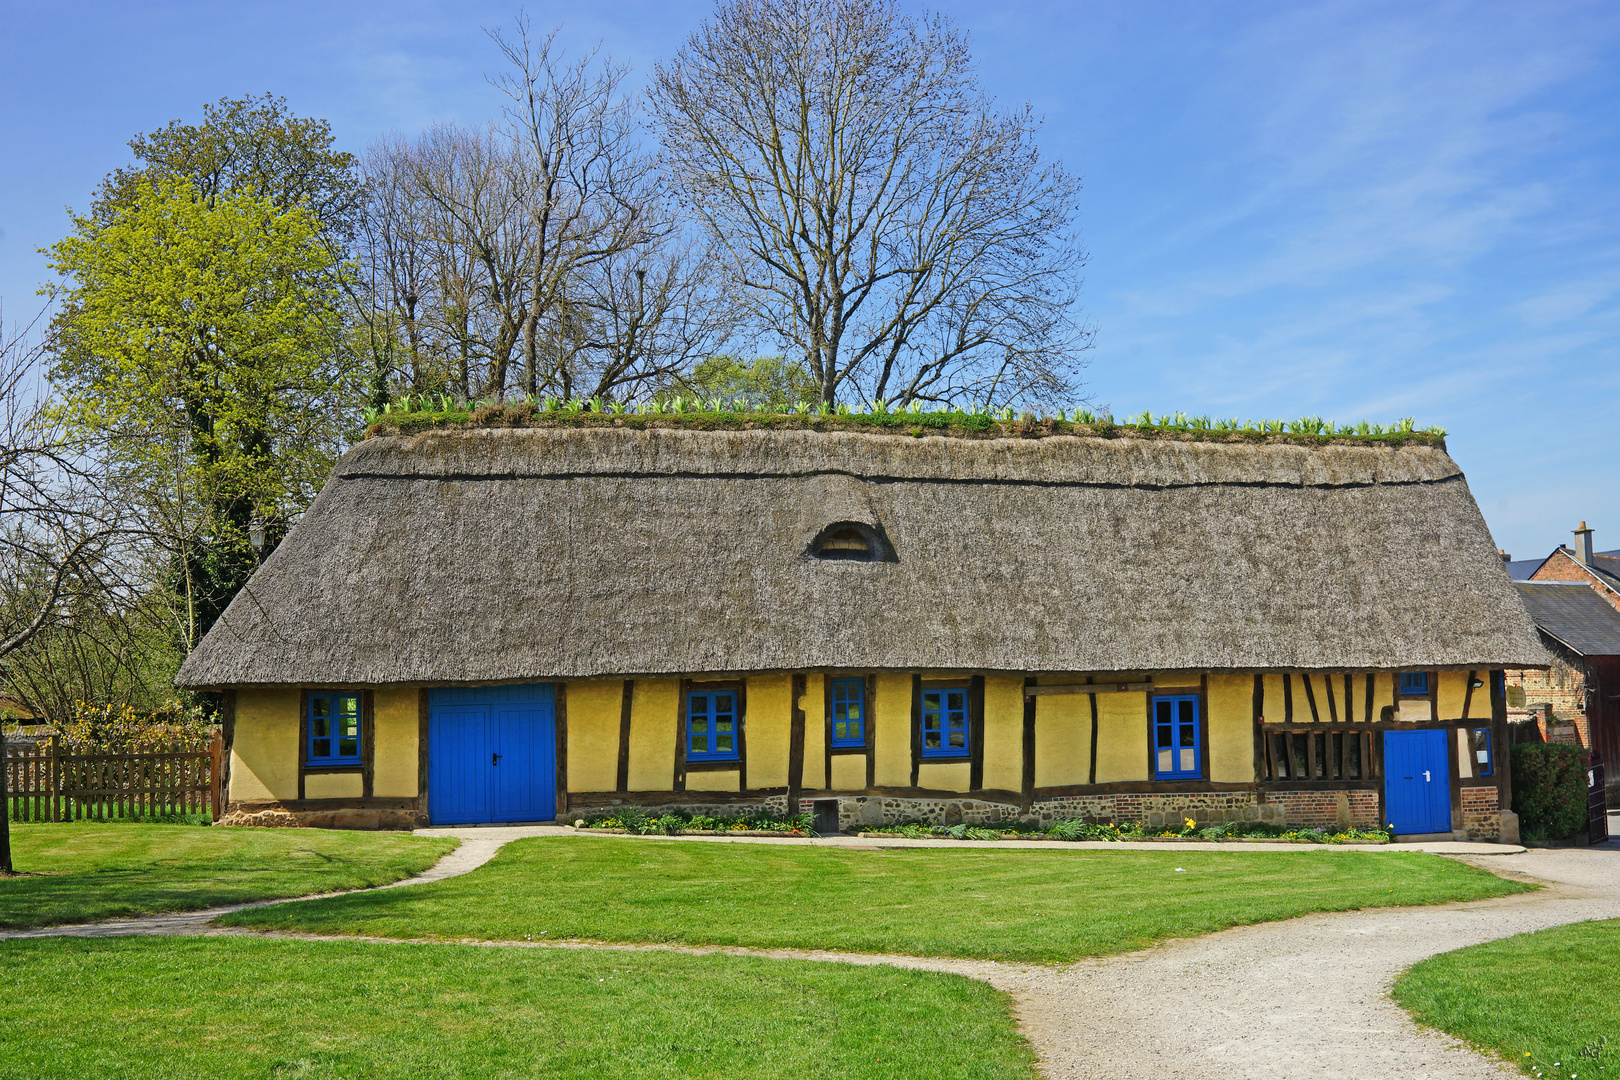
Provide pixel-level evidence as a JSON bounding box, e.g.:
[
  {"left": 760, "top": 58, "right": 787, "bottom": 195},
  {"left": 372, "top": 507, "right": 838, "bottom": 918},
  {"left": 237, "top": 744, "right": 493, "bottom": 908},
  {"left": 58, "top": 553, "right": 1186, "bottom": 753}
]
[
  {"left": 43, "top": 176, "right": 361, "bottom": 647},
  {"left": 666, "top": 355, "right": 819, "bottom": 411}
]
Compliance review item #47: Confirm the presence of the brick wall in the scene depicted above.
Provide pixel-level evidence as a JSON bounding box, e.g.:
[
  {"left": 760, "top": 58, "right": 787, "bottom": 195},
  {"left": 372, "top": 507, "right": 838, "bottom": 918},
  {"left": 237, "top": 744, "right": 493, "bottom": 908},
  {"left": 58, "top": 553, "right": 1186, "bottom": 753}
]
[
  {"left": 1506, "top": 659, "right": 1590, "bottom": 749},
  {"left": 1461, "top": 786, "right": 1500, "bottom": 842}
]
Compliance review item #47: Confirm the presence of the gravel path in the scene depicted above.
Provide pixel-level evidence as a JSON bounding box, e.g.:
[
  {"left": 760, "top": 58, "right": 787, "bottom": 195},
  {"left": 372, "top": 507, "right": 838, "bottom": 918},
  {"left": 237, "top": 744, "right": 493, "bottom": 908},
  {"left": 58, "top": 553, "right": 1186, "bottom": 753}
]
[{"left": 5, "top": 827, "right": 1618, "bottom": 1079}]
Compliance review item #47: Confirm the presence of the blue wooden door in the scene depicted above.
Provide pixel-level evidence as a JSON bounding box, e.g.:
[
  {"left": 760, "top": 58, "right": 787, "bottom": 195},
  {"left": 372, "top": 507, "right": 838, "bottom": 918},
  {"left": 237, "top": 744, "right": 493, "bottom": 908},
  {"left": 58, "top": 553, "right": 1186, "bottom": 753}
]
[
  {"left": 428, "top": 684, "right": 556, "bottom": 824},
  {"left": 1384, "top": 729, "right": 1452, "bottom": 835}
]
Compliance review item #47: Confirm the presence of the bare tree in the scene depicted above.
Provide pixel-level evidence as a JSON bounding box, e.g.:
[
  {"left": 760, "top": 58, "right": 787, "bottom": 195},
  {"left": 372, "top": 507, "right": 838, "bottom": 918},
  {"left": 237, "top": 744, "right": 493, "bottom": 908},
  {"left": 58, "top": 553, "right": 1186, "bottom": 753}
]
[
  {"left": 0, "top": 309, "right": 145, "bottom": 872},
  {"left": 489, "top": 16, "right": 664, "bottom": 399},
  {"left": 651, "top": 0, "right": 1091, "bottom": 410}
]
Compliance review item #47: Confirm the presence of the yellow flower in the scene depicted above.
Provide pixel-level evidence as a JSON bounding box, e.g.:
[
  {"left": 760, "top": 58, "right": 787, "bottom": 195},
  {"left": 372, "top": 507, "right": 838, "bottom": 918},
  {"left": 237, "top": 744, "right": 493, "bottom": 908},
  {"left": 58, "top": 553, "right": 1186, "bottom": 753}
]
[{"left": 1184, "top": 817, "right": 1196, "bottom": 829}]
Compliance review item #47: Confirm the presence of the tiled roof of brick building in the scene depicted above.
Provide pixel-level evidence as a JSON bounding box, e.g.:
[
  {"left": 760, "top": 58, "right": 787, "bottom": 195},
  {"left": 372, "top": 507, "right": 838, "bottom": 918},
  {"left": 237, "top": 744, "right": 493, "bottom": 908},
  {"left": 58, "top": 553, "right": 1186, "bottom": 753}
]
[{"left": 1513, "top": 581, "right": 1620, "bottom": 656}]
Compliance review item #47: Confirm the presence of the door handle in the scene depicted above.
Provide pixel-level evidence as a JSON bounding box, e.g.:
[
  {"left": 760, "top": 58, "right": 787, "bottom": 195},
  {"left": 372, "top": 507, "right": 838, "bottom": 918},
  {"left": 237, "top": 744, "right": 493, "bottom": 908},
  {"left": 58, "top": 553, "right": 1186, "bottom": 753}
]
[
  {"left": 1423, "top": 770, "right": 1431, "bottom": 782},
  {"left": 492, "top": 753, "right": 501, "bottom": 766}
]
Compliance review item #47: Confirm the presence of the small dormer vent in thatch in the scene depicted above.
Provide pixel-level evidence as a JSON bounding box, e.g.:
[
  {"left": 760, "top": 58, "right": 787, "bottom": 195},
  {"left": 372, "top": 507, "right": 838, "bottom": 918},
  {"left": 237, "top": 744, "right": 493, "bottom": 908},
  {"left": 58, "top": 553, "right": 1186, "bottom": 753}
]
[{"left": 809, "top": 521, "right": 892, "bottom": 563}]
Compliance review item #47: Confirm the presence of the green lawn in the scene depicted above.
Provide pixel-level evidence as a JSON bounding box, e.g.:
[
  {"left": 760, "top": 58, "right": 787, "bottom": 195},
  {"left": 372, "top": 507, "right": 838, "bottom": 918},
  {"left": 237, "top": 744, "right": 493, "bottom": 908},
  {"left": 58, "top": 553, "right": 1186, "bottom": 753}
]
[
  {"left": 223, "top": 837, "right": 1531, "bottom": 963},
  {"left": 0, "top": 823, "right": 456, "bottom": 929},
  {"left": 1394, "top": 919, "right": 1620, "bottom": 1078},
  {"left": 0, "top": 937, "right": 1037, "bottom": 1080}
]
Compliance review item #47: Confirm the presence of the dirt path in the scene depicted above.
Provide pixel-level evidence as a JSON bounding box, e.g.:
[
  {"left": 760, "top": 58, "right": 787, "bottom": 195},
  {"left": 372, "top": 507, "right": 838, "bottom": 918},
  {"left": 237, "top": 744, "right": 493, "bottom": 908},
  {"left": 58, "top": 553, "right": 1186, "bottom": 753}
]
[{"left": 5, "top": 829, "right": 1619, "bottom": 1079}]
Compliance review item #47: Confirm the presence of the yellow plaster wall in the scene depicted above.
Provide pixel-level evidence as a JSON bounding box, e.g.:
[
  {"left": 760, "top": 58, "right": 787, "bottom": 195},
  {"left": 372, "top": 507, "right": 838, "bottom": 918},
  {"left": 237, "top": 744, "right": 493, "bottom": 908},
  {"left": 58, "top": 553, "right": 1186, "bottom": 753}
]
[
  {"left": 830, "top": 753, "right": 867, "bottom": 790},
  {"left": 1372, "top": 672, "right": 1395, "bottom": 716},
  {"left": 982, "top": 676, "right": 1025, "bottom": 792},
  {"left": 567, "top": 680, "right": 622, "bottom": 793},
  {"left": 799, "top": 675, "right": 826, "bottom": 790},
  {"left": 304, "top": 772, "right": 363, "bottom": 799},
  {"left": 1205, "top": 674, "right": 1254, "bottom": 783},
  {"left": 1261, "top": 674, "right": 1286, "bottom": 723},
  {"left": 372, "top": 687, "right": 420, "bottom": 798},
  {"left": 1034, "top": 690, "right": 1089, "bottom": 787},
  {"left": 872, "top": 673, "right": 913, "bottom": 787},
  {"left": 1094, "top": 692, "right": 1148, "bottom": 782},
  {"left": 686, "top": 770, "right": 740, "bottom": 792},
  {"left": 1437, "top": 671, "right": 1468, "bottom": 720},
  {"left": 229, "top": 689, "right": 300, "bottom": 802},
  {"left": 918, "top": 761, "right": 971, "bottom": 792},
  {"left": 746, "top": 674, "right": 792, "bottom": 789},
  {"left": 627, "top": 678, "right": 678, "bottom": 790}
]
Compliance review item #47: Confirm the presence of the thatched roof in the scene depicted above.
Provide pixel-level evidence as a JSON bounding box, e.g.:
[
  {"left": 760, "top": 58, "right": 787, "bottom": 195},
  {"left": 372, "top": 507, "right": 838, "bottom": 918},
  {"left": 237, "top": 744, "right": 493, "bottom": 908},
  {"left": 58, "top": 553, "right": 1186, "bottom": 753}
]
[{"left": 176, "top": 426, "right": 1546, "bottom": 688}]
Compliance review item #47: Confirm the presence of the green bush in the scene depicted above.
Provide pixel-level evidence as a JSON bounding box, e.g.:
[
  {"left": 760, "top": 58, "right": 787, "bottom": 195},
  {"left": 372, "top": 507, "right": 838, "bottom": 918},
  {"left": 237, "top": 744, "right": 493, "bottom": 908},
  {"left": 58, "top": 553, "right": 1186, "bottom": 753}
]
[{"left": 1511, "top": 742, "right": 1590, "bottom": 840}]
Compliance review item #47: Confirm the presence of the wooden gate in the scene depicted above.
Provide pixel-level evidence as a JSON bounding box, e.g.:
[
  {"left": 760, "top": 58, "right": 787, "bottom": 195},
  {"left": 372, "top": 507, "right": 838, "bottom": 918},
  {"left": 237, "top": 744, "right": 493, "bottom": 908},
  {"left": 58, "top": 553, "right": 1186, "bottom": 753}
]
[
  {"left": 1590, "top": 754, "right": 1610, "bottom": 846},
  {"left": 3, "top": 734, "right": 222, "bottom": 822}
]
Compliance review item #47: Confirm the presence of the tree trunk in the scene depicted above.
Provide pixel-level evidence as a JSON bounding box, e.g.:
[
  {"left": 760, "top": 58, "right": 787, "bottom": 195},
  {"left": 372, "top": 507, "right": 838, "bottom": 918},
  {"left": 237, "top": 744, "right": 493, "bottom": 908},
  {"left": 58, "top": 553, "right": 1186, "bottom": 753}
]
[{"left": 0, "top": 720, "right": 12, "bottom": 874}]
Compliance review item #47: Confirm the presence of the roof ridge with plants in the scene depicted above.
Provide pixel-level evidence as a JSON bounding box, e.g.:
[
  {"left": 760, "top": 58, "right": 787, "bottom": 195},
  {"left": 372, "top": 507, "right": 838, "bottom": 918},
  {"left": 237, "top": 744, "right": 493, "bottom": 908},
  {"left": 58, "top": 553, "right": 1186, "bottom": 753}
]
[{"left": 363, "top": 393, "right": 1448, "bottom": 447}]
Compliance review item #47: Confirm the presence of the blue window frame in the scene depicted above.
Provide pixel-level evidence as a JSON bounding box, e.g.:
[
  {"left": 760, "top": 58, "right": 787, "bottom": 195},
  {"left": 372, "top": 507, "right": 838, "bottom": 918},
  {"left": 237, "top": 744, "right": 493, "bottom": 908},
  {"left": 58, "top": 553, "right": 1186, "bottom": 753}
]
[
  {"left": 307, "top": 692, "right": 362, "bottom": 765},
  {"left": 831, "top": 678, "right": 866, "bottom": 747},
  {"left": 1399, "top": 671, "right": 1430, "bottom": 696},
  {"left": 1152, "top": 695, "right": 1201, "bottom": 780},
  {"left": 1470, "top": 727, "right": 1493, "bottom": 777},
  {"left": 921, "top": 686, "right": 970, "bottom": 759},
  {"left": 687, "top": 690, "right": 740, "bottom": 761}
]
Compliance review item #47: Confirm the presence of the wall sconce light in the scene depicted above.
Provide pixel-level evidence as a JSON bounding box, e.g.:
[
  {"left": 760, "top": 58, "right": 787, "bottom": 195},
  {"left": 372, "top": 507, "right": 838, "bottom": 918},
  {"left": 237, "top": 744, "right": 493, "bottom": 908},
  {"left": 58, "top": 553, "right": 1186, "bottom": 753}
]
[
  {"left": 1470, "top": 678, "right": 1485, "bottom": 689},
  {"left": 248, "top": 519, "right": 265, "bottom": 554}
]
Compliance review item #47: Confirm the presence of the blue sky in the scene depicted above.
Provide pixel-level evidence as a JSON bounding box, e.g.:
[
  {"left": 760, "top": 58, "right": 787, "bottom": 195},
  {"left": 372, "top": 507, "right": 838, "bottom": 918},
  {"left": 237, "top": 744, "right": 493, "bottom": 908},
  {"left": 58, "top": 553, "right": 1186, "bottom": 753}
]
[{"left": 1, "top": 0, "right": 1617, "bottom": 559}]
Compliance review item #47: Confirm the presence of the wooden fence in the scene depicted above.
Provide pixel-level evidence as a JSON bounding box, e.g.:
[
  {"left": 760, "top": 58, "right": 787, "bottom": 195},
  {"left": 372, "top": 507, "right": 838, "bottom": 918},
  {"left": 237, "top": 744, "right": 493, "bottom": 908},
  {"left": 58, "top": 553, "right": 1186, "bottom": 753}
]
[{"left": 3, "top": 734, "right": 222, "bottom": 822}]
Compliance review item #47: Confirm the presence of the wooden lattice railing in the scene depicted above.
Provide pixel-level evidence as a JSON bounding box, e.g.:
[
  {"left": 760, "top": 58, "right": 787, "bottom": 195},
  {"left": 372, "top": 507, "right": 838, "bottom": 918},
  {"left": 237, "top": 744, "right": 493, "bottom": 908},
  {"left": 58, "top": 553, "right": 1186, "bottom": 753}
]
[{"left": 3, "top": 734, "right": 222, "bottom": 822}]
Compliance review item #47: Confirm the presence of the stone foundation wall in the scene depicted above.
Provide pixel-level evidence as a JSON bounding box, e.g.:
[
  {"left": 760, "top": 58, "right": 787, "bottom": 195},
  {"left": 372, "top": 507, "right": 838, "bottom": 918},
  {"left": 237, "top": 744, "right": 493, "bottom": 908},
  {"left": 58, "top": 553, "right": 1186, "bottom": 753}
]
[
  {"left": 1461, "top": 786, "right": 1501, "bottom": 842},
  {"left": 788, "top": 789, "right": 1385, "bottom": 832},
  {"left": 218, "top": 801, "right": 424, "bottom": 830}
]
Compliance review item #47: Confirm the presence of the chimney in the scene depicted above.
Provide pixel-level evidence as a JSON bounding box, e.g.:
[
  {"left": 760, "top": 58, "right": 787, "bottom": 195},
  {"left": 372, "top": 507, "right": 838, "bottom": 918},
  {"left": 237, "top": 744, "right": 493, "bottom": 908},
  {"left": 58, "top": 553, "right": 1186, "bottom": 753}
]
[
  {"left": 1573, "top": 521, "right": 1595, "bottom": 564},
  {"left": 1500, "top": 549, "right": 1512, "bottom": 563}
]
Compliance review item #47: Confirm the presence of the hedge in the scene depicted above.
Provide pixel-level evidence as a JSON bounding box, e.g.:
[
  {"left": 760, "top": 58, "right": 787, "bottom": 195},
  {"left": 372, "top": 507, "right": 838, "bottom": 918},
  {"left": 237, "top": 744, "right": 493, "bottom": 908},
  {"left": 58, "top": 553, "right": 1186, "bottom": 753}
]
[{"left": 1510, "top": 742, "right": 1589, "bottom": 841}]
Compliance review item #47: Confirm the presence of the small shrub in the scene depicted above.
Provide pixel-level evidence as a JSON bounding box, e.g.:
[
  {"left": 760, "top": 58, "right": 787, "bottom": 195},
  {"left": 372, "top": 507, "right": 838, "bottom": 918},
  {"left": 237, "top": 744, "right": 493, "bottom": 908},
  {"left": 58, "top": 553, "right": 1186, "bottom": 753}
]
[{"left": 1511, "top": 742, "right": 1590, "bottom": 840}]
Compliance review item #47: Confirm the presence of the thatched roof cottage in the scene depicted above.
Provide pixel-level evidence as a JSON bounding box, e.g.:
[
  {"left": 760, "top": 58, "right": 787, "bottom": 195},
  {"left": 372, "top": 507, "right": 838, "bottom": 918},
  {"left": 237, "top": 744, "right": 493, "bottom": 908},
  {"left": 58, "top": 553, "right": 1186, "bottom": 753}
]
[{"left": 177, "top": 423, "right": 1544, "bottom": 839}]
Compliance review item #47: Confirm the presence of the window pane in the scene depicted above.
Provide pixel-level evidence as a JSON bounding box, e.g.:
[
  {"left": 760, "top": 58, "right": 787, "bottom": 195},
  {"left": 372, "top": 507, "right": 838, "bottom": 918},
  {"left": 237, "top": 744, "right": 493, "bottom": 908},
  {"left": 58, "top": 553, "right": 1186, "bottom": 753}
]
[
  {"left": 340, "top": 716, "right": 358, "bottom": 738},
  {"left": 313, "top": 738, "right": 331, "bottom": 758},
  {"left": 923, "top": 692, "right": 941, "bottom": 711},
  {"left": 925, "top": 731, "right": 941, "bottom": 749},
  {"left": 312, "top": 698, "right": 330, "bottom": 719},
  {"left": 1157, "top": 725, "right": 1172, "bottom": 748},
  {"left": 716, "top": 717, "right": 732, "bottom": 733},
  {"left": 716, "top": 734, "right": 732, "bottom": 752},
  {"left": 1178, "top": 701, "right": 1194, "bottom": 725},
  {"left": 313, "top": 716, "right": 331, "bottom": 738},
  {"left": 715, "top": 694, "right": 733, "bottom": 712},
  {"left": 339, "top": 696, "right": 359, "bottom": 718},
  {"left": 340, "top": 737, "right": 358, "bottom": 757},
  {"left": 691, "top": 695, "right": 708, "bottom": 712},
  {"left": 834, "top": 721, "right": 848, "bottom": 741},
  {"left": 1179, "top": 724, "right": 1195, "bottom": 747},
  {"left": 1156, "top": 700, "right": 1171, "bottom": 723},
  {"left": 690, "top": 735, "right": 706, "bottom": 753},
  {"left": 924, "top": 714, "right": 941, "bottom": 731},
  {"left": 1158, "top": 748, "right": 1173, "bottom": 772},
  {"left": 691, "top": 717, "right": 708, "bottom": 733},
  {"left": 946, "top": 691, "right": 966, "bottom": 711},
  {"left": 948, "top": 730, "right": 965, "bottom": 749},
  {"left": 1180, "top": 748, "right": 1195, "bottom": 772}
]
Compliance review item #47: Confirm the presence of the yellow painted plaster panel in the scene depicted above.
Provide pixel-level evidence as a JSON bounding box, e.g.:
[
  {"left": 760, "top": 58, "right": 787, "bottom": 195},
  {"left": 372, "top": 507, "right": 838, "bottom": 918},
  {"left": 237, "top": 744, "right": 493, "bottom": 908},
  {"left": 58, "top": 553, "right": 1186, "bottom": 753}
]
[
  {"left": 567, "top": 680, "right": 622, "bottom": 793},
  {"left": 304, "top": 772, "right": 363, "bottom": 799},
  {"left": 982, "top": 676, "right": 1024, "bottom": 792},
  {"left": 746, "top": 674, "right": 792, "bottom": 789},
  {"left": 1094, "top": 692, "right": 1148, "bottom": 782},
  {"left": 1372, "top": 672, "right": 1395, "bottom": 717},
  {"left": 872, "top": 673, "right": 913, "bottom": 787},
  {"left": 800, "top": 675, "right": 825, "bottom": 789},
  {"left": 830, "top": 753, "right": 867, "bottom": 790},
  {"left": 1437, "top": 671, "right": 1468, "bottom": 720},
  {"left": 686, "top": 770, "right": 740, "bottom": 792},
  {"left": 1319, "top": 674, "right": 1343, "bottom": 722},
  {"left": 1034, "top": 692, "right": 1088, "bottom": 787},
  {"left": 1205, "top": 674, "right": 1253, "bottom": 783},
  {"left": 628, "top": 678, "right": 679, "bottom": 790},
  {"left": 230, "top": 689, "right": 300, "bottom": 802},
  {"left": 918, "top": 761, "right": 971, "bottom": 792},
  {"left": 1261, "top": 674, "right": 1287, "bottom": 724},
  {"left": 372, "top": 687, "right": 420, "bottom": 798}
]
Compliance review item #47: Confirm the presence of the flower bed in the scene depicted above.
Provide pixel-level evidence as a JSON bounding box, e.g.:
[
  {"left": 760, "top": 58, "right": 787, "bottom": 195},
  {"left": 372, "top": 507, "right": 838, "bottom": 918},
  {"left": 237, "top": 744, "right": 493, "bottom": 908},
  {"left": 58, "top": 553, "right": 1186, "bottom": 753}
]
[
  {"left": 858, "top": 818, "right": 1396, "bottom": 844},
  {"left": 571, "top": 808, "right": 816, "bottom": 837}
]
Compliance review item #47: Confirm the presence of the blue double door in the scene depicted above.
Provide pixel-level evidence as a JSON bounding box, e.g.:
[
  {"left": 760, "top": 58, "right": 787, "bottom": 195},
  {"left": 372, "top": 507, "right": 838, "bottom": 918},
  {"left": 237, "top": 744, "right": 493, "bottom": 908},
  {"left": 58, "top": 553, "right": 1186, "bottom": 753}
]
[
  {"left": 428, "top": 684, "right": 557, "bottom": 825},
  {"left": 1384, "top": 729, "right": 1453, "bottom": 835}
]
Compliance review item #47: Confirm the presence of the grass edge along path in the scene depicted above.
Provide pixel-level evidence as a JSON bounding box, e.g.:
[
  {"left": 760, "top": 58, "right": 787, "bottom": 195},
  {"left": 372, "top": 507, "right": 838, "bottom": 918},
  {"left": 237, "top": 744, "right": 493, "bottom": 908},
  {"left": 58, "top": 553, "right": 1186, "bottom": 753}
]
[
  {"left": 1394, "top": 918, "right": 1620, "bottom": 1080},
  {"left": 0, "top": 823, "right": 457, "bottom": 929},
  {"left": 222, "top": 838, "right": 1533, "bottom": 964},
  {"left": 0, "top": 936, "right": 1039, "bottom": 1080}
]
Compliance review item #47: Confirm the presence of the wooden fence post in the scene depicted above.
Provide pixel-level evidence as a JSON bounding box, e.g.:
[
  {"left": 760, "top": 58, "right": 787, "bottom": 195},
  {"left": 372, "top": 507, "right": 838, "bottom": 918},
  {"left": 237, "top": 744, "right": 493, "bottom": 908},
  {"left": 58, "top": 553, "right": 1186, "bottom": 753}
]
[{"left": 210, "top": 732, "right": 223, "bottom": 823}]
